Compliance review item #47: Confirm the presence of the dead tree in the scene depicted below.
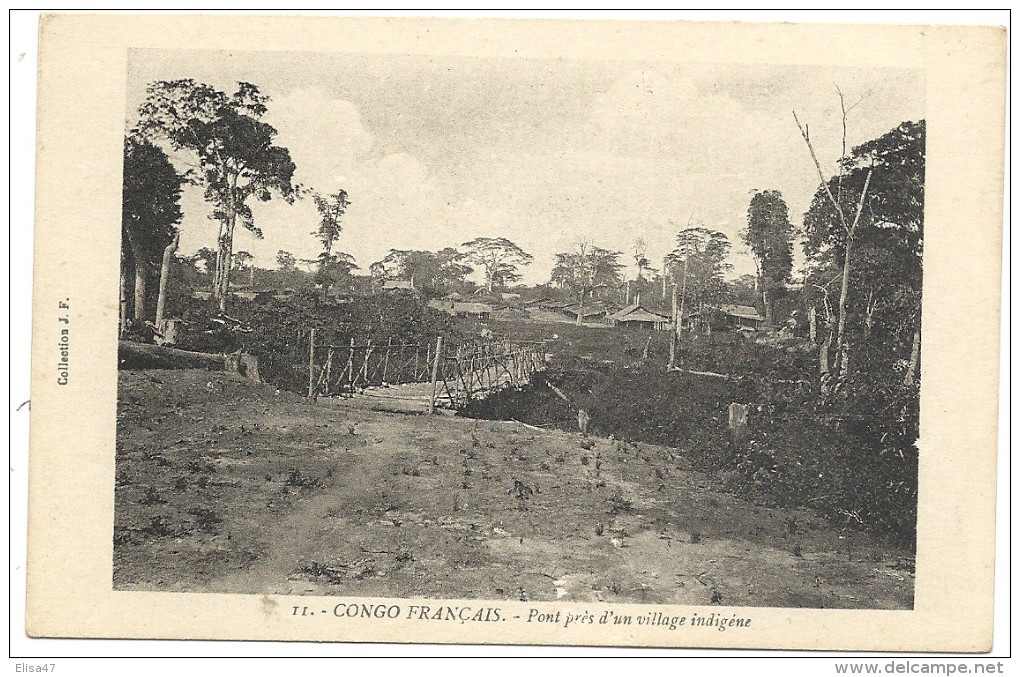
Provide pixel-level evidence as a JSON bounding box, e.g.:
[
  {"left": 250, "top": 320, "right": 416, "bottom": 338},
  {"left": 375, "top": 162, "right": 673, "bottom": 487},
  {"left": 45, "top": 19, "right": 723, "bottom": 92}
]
[
  {"left": 794, "top": 88, "right": 873, "bottom": 389},
  {"left": 154, "top": 230, "right": 180, "bottom": 329}
]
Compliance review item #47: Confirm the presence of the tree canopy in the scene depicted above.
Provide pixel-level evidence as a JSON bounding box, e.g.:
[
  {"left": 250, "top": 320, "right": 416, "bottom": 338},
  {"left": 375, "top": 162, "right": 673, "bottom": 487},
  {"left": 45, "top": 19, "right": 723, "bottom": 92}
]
[
  {"left": 374, "top": 247, "right": 473, "bottom": 296},
  {"left": 803, "top": 119, "right": 925, "bottom": 365},
  {"left": 551, "top": 243, "right": 624, "bottom": 297},
  {"left": 276, "top": 250, "right": 297, "bottom": 271},
  {"left": 460, "top": 237, "right": 533, "bottom": 292},
  {"left": 664, "top": 227, "right": 733, "bottom": 310},
  {"left": 133, "top": 79, "right": 297, "bottom": 311},
  {"left": 551, "top": 242, "right": 623, "bottom": 324},
  {"left": 804, "top": 120, "right": 924, "bottom": 269},
  {"left": 744, "top": 189, "right": 795, "bottom": 323},
  {"left": 122, "top": 137, "right": 184, "bottom": 320},
  {"left": 231, "top": 250, "right": 254, "bottom": 270}
]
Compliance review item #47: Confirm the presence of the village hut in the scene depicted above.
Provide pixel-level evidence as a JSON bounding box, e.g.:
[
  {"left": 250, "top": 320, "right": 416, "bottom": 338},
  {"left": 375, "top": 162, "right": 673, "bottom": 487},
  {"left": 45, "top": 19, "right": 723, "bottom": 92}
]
[
  {"left": 686, "top": 304, "right": 766, "bottom": 331},
  {"left": 427, "top": 299, "right": 493, "bottom": 320},
  {"left": 607, "top": 303, "right": 671, "bottom": 330},
  {"left": 561, "top": 302, "right": 609, "bottom": 323},
  {"left": 381, "top": 279, "right": 417, "bottom": 293}
]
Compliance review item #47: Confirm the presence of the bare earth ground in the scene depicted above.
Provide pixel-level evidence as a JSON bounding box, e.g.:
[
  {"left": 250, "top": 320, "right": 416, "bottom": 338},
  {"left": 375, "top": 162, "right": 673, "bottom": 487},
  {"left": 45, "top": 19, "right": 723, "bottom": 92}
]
[{"left": 114, "top": 369, "right": 914, "bottom": 608}]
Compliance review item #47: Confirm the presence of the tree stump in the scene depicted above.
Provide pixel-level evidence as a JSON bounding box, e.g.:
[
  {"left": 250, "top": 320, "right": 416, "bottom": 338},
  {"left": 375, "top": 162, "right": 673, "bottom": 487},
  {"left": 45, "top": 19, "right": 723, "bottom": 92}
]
[
  {"left": 577, "top": 409, "right": 591, "bottom": 434},
  {"left": 240, "top": 353, "right": 261, "bottom": 382},
  {"left": 728, "top": 402, "right": 749, "bottom": 442},
  {"left": 153, "top": 319, "right": 181, "bottom": 346},
  {"left": 225, "top": 351, "right": 261, "bottom": 382}
]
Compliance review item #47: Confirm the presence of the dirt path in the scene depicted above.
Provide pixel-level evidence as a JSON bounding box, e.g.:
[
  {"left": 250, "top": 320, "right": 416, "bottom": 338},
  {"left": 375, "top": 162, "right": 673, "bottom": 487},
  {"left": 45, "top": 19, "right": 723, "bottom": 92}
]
[{"left": 115, "top": 370, "right": 914, "bottom": 608}]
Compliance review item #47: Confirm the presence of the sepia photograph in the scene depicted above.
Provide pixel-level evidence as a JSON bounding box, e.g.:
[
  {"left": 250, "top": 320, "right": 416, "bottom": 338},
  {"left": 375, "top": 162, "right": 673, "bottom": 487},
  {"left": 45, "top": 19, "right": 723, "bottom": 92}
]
[
  {"left": 22, "top": 13, "right": 1004, "bottom": 653},
  {"left": 114, "top": 50, "right": 922, "bottom": 610}
]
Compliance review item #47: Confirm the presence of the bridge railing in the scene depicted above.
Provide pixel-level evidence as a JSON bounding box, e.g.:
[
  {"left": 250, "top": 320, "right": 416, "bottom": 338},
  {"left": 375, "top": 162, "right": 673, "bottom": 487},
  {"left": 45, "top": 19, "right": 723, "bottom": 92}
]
[
  {"left": 309, "top": 336, "right": 434, "bottom": 398},
  {"left": 431, "top": 338, "right": 547, "bottom": 411},
  {"left": 306, "top": 333, "right": 547, "bottom": 411}
]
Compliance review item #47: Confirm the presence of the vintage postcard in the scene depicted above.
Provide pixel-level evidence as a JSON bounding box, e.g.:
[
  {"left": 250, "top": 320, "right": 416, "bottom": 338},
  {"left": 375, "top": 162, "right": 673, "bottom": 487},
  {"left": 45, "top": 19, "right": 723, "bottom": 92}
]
[{"left": 25, "top": 13, "right": 1005, "bottom": 650}]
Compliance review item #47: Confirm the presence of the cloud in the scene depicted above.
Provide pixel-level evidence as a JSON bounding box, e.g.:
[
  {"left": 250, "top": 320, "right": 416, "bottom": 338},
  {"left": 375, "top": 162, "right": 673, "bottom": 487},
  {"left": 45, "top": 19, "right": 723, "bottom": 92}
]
[
  {"left": 266, "top": 88, "right": 375, "bottom": 193},
  {"left": 158, "top": 55, "right": 922, "bottom": 287}
]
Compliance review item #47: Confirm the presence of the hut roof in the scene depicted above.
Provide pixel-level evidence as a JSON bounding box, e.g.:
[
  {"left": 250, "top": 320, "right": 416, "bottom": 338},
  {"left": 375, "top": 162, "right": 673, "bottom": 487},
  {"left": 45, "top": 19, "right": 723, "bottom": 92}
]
[
  {"left": 719, "top": 304, "right": 764, "bottom": 321},
  {"left": 428, "top": 300, "right": 493, "bottom": 315},
  {"left": 563, "top": 302, "right": 608, "bottom": 317},
  {"left": 607, "top": 303, "right": 671, "bottom": 323},
  {"left": 382, "top": 279, "right": 415, "bottom": 290},
  {"left": 454, "top": 302, "right": 493, "bottom": 314}
]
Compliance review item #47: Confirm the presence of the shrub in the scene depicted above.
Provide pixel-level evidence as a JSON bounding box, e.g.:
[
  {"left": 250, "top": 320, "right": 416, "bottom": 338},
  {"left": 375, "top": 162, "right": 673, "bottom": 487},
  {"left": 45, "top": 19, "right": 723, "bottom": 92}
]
[
  {"left": 462, "top": 332, "right": 918, "bottom": 545},
  {"left": 172, "top": 290, "right": 466, "bottom": 394}
]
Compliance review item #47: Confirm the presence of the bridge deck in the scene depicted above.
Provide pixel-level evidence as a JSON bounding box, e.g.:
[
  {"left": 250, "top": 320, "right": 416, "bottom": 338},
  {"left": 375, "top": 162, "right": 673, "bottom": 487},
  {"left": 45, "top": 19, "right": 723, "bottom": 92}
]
[{"left": 336, "top": 367, "right": 541, "bottom": 414}]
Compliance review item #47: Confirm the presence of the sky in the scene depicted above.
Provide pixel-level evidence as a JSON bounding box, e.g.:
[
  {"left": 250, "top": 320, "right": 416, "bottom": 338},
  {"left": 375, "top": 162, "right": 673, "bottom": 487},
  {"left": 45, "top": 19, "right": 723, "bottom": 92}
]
[{"left": 125, "top": 50, "right": 924, "bottom": 286}]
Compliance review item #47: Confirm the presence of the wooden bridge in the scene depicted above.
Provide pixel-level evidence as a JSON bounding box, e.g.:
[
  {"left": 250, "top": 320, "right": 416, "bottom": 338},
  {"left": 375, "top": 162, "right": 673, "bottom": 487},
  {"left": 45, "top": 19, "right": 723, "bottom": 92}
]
[{"left": 307, "top": 334, "right": 547, "bottom": 413}]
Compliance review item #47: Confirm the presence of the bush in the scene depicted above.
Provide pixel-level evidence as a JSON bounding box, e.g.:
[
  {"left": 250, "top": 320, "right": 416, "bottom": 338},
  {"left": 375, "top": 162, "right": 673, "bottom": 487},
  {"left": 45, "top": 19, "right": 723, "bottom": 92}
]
[
  {"left": 464, "top": 331, "right": 918, "bottom": 546},
  {"left": 171, "top": 290, "right": 466, "bottom": 393},
  {"left": 730, "top": 342, "right": 919, "bottom": 545}
]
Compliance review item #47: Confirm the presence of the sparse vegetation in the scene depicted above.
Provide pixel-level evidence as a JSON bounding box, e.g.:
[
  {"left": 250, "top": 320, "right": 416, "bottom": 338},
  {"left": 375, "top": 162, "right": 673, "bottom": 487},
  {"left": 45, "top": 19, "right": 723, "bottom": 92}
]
[
  {"left": 114, "top": 369, "right": 913, "bottom": 607},
  {"left": 463, "top": 323, "right": 917, "bottom": 545},
  {"left": 114, "top": 70, "right": 923, "bottom": 606}
]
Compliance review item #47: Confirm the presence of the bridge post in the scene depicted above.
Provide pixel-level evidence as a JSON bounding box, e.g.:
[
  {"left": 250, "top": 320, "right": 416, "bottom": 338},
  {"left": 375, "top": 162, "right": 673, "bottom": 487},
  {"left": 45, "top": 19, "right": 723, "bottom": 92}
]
[
  {"left": 428, "top": 335, "right": 444, "bottom": 415},
  {"left": 347, "top": 337, "right": 355, "bottom": 393},
  {"left": 307, "top": 328, "right": 316, "bottom": 399}
]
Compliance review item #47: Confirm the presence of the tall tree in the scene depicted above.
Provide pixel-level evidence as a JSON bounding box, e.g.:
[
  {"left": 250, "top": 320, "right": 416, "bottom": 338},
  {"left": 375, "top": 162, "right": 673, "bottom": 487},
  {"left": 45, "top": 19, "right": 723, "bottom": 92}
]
[
  {"left": 802, "top": 119, "right": 925, "bottom": 386},
  {"left": 631, "top": 237, "right": 651, "bottom": 304},
  {"left": 133, "top": 80, "right": 297, "bottom": 312},
  {"left": 664, "top": 227, "right": 733, "bottom": 315},
  {"left": 794, "top": 90, "right": 874, "bottom": 384},
  {"left": 310, "top": 189, "right": 352, "bottom": 292},
  {"left": 372, "top": 248, "right": 472, "bottom": 296},
  {"left": 312, "top": 190, "right": 350, "bottom": 259},
  {"left": 743, "top": 189, "right": 794, "bottom": 325},
  {"left": 276, "top": 250, "right": 297, "bottom": 271},
  {"left": 460, "top": 237, "right": 533, "bottom": 292},
  {"left": 122, "top": 137, "right": 184, "bottom": 323},
  {"left": 551, "top": 242, "right": 623, "bottom": 325}
]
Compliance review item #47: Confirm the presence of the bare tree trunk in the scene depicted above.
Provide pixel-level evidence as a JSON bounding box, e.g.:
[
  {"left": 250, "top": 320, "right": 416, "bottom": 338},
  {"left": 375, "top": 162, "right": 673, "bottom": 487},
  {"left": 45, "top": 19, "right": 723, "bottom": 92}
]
[
  {"left": 676, "top": 258, "right": 688, "bottom": 339},
  {"left": 667, "top": 280, "right": 678, "bottom": 370},
  {"left": 667, "top": 324, "right": 676, "bottom": 371},
  {"left": 904, "top": 329, "right": 921, "bottom": 386},
  {"left": 212, "top": 220, "right": 226, "bottom": 299},
  {"left": 819, "top": 330, "right": 833, "bottom": 395},
  {"left": 794, "top": 106, "right": 873, "bottom": 383},
  {"left": 155, "top": 231, "right": 180, "bottom": 328},
  {"left": 126, "top": 230, "right": 148, "bottom": 322},
  {"left": 575, "top": 292, "right": 584, "bottom": 326},
  {"left": 216, "top": 219, "right": 235, "bottom": 314},
  {"left": 862, "top": 289, "right": 879, "bottom": 340},
  {"left": 119, "top": 250, "right": 129, "bottom": 337},
  {"left": 808, "top": 304, "right": 817, "bottom": 342},
  {"left": 834, "top": 234, "right": 854, "bottom": 374},
  {"left": 214, "top": 173, "right": 239, "bottom": 314},
  {"left": 762, "top": 287, "right": 772, "bottom": 326}
]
